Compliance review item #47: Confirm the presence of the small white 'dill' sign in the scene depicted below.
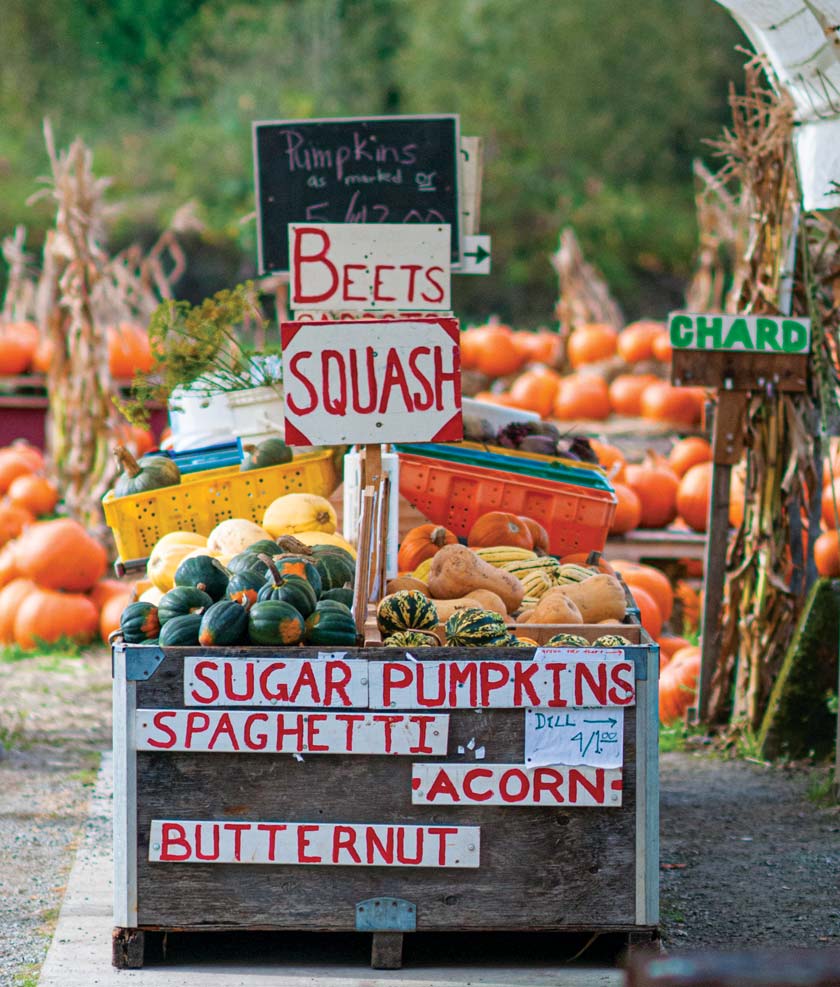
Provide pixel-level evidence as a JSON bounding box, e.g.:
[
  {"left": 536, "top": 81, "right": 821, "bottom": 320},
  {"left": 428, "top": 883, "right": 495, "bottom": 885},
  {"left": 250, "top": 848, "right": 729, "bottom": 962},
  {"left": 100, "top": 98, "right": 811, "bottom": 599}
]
[{"left": 525, "top": 707, "right": 624, "bottom": 769}]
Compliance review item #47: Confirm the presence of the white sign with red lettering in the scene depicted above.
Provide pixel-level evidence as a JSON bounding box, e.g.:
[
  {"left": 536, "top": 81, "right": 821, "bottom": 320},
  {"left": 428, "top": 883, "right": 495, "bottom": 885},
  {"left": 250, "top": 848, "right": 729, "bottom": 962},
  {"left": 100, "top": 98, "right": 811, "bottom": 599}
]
[
  {"left": 183, "top": 656, "right": 369, "bottom": 708},
  {"left": 525, "top": 707, "right": 624, "bottom": 769},
  {"left": 411, "top": 763, "right": 623, "bottom": 807},
  {"left": 289, "top": 223, "right": 451, "bottom": 311},
  {"left": 367, "top": 657, "right": 636, "bottom": 710},
  {"left": 136, "top": 709, "right": 448, "bottom": 755},
  {"left": 280, "top": 317, "right": 462, "bottom": 446},
  {"left": 149, "top": 820, "right": 480, "bottom": 868}
]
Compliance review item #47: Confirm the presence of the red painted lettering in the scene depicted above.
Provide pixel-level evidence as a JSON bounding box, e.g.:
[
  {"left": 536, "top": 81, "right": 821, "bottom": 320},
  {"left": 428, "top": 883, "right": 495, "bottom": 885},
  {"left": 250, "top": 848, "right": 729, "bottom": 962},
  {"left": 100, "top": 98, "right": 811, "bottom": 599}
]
[
  {"left": 402, "top": 264, "right": 422, "bottom": 303},
  {"left": 428, "top": 826, "right": 458, "bottom": 866},
  {"left": 306, "top": 713, "right": 329, "bottom": 752},
  {"left": 433, "top": 344, "right": 460, "bottom": 411},
  {"left": 416, "top": 661, "right": 446, "bottom": 708},
  {"left": 184, "top": 711, "right": 210, "bottom": 747},
  {"left": 336, "top": 712, "right": 365, "bottom": 749},
  {"left": 408, "top": 346, "right": 434, "bottom": 410},
  {"left": 512, "top": 662, "right": 541, "bottom": 706},
  {"left": 425, "top": 767, "right": 461, "bottom": 802},
  {"left": 321, "top": 350, "right": 347, "bottom": 416},
  {"left": 372, "top": 264, "right": 397, "bottom": 302},
  {"left": 408, "top": 714, "right": 435, "bottom": 754},
  {"left": 190, "top": 660, "right": 219, "bottom": 704},
  {"left": 569, "top": 767, "right": 605, "bottom": 804},
  {"left": 324, "top": 661, "right": 353, "bottom": 707},
  {"left": 341, "top": 263, "right": 367, "bottom": 302},
  {"left": 208, "top": 712, "right": 240, "bottom": 751},
  {"left": 544, "top": 662, "right": 568, "bottom": 708},
  {"left": 533, "top": 767, "right": 565, "bottom": 804},
  {"left": 366, "top": 827, "right": 394, "bottom": 865},
  {"left": 575, "top": 663, "right": 608, "bottom": 706},
  {"left": 293, "top": 227, "right": 338, "bottom": 304},
  {"left": 349, "top": 348, "right": 377, "bottom": 414},
  {"left": 448, "top": 662, "right": 478, "bottom": 707},
  {"left": 289, "top": 661, "right": 322, "bottom": 705},
  {"left": 382, "top": 663, "right": 413, "bottom": 708},
  {"left": 332, "top": 825, "right": 361, "bottom": 864},
  {"left": 195, "top": 822, "right": 220, "bottom": 861},
  {"left": 372, "top": 714, "right": 403, "bottom": 753},
  {"left": 257, "top": 823, "right": 287, "bottom": 861},
  {"left": 378, "top": 347, "right": 414, "bottom": 414},
  {"left": 462, "top": 768, "right": 494, "bottom": 802},
  {"left": 297, "top": 824, "right": 322, "bottom": 863},
  {"left": 396, "top": 827, "right": 423, "bottom": 865},
  {"left": 479, "top": 662, "right": 510, "bottom": 706},
  {"left": 222, "top": 661, "right": 254, "bottom": 703},
  {"left": 274, "top": 713, "right": 305, "bottom": 751},
  {"left": 286, "top": 352, "right": 318, "bottom": 415},
  {"left": 608, "top": 662, "right": 635, "bottom": 705},
  {"left": 223, "top": 822, "right": 250, "bottom": 862},
  {"left": 420, "top": 266, "right": 446, "bottom": 304},
  {"left": 499, "top": 768, "right": 530, "bottom": 803},
  {"left": 159, "top": 823, "right": 191, "bottom": 861},
  {"left": 259, "top": 662, "right": 289, "bottom": 703},
  {"left": 147, "top": 711, "right": 177, "bottom": 749},
  {"left": 244, "top": 713, "right": 268, "bottom": 751}
]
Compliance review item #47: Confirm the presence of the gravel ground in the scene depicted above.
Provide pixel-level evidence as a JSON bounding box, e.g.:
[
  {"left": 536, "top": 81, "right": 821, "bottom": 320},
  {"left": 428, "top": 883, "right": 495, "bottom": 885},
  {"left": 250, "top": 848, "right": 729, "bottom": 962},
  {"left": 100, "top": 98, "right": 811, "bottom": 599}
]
[{"left": 0, "top": 648, "right": 838, "bottom": 985}]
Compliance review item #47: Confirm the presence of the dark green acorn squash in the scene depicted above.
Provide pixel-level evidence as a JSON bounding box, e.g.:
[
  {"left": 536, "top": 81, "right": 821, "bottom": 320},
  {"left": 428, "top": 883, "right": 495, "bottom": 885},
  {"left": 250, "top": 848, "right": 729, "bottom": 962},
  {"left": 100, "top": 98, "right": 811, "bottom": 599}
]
[
  {"left": 260, "top": 553, "right": 322, "bottom": 599},
  {"left": 112, "top": 446, "right": 181, "bottom": 497},
  {"left": 198, "top": 599, "right": 250, "bottom": 646},
  {"left": 159, "top": 612, "right": 202, "bottom": 646},
  {"left": 377, "top": 590, "right": 438, "bottom": 636},
  {"left": 444, "top": 608, "right": 509, "bottom": 648},
  {"left": 120, "top": 601, "right": 161, "bottom": 642},
  {"left": 226, "top": 568, "right": 266, "bottom": 610},
  {"left": 311, "top": 548, "right": 355, "bottom": 591},
  {"left": 247, "top": 599, "right": 306, "bottom": 645},
  {"left": 174, "top": 554, "right": 230, "bottom": 601},
  {"left": 320, "top": 587, "right": 354, "bottom": 608},
  {"left": 257, "top": 572, "right": 318, "bottom": 618},
  {"left": 240, "top": 437, "right": 293, "bottom": 471},
  {"left": 304, "top": 600, "right": 359, "bottom": 646},
  {"left": 157, "top": 586, "right": 213, "bottom": 625}
]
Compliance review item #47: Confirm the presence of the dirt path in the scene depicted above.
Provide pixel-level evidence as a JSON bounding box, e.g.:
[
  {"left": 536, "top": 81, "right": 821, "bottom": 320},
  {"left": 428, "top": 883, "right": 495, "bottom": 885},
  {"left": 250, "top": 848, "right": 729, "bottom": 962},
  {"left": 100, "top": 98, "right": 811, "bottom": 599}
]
[{"left": 0, "top": 650, "right": 837, "bottom": 985}]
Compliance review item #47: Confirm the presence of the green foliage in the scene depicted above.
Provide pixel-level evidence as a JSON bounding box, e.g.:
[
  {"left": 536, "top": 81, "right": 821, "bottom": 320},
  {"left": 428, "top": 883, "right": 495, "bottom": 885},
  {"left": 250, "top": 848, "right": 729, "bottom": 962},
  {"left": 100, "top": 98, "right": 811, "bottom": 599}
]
[{"left": 0, "top": 0, "right": 746, "bottom": 321}]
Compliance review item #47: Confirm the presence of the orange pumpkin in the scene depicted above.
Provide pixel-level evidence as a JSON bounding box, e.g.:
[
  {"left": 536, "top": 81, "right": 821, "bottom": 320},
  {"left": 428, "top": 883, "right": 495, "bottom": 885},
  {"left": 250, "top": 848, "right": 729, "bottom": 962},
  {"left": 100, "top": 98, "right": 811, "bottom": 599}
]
[
  {"left": 508, "top": 366, "right": 562, "bottom": 418},
  {"left": 821, "top": 478, "right": 840, "bottom": 529},
  {"left": 658, "top": 645, "right": 701, "bottom": 724},
  {"left": 0, "top": 327, "right": 35, "bottom": 375},
  {"left": 88, "top": 578, "right": 133, "bottom": 611},
  {"left": 0, "top": 541, "right": 19, "bottom": 588},
  {"left": 99, "top": 591, "right": 133, "bottom": 641},
  {"left": 566, "top": 323, "right": 618, "bottom": 368},
  {"left": 519, "top": 515, "right": 550, "bottom": 553},
  {"left": 675, "top": 580, "right": 701, "bottom": 634},
  {"left": 625, "top": 457, "right": 679, "bottom": 529},
  {"left": 473, "top": 324, "right": 525, "bottom": 379},
  {"left": 640, "top": 381, "right": 702, "bottom": 426},
  {"left": 608, "top": 373, "right": 658, "bottom": 417},
  {"left": 31, "top": 336, "right": 54, "bottom": 374},
  {"left": 0, "top": 501, "right": 34, "bottom": 547},
  {"left": 121, "top": 322, "right": 154, "bottom": 373},
  {"left": 8, "top": 441, "right": 45, "bottom": 472},
  {"left": 467, "top": 511, "right": 534, "bottom": 550},
  {"left": 0, "top": 577, "right": 37, "bottom": 644},
  {"left": 13, "top": 587, "right": 99, "bottom": 650},
  {"left": 814, "top": 529, "right": 840, "bottom": 577},
  {"left": 612, "top": 559, "right": 674, "bottom": 623},
  {"left": 668, "top": 436, "right": 713, "bottom": 477},
  {"left": 459, "top": 327, "right": 483, "bottom": 371},
  {"left": 657, "top": 634, "right": 692, "bottom": 669},
  {"left": 617, "top": 321, "right": 663, "bottom": 364},
  {"left": 651, "top": 330, "right": 672, "bottom": 363},
  {"left": 553, "top": 374, "right": 611, "bottom": 421},
  {"left": 630, "top": 585, "right": 663, "bottom": 639},
  {"left": 513, "top": 330, "right": 561, "bottom": 367},
  {"left": 14, "top": 518, "right": 107, "bottom": 592},
  {"left": 589, "top": 439, "right": 626, "bottom": 482},
  {"left": 609, "top": 483, "right": 642, "bottom": 535},
  {"left": 0, "top": 451, "right": 34, "bottom": 495},
  {"left": 7, "top": 474, "right": 58, "bottom": 517},
  {"left": 397, "top": 524, "right": 458, "bottom": 573},
  {"left": 676, "top": 461, "right": 712, "bottom": 533}
]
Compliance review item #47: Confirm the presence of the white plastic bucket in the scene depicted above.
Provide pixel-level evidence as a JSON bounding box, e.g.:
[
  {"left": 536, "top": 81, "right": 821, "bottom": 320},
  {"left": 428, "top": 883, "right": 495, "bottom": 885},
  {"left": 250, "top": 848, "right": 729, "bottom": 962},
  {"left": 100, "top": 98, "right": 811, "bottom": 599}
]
[
  {"left": 167, "top": 386, "right": 235, "bottom": 452},
  {"left": 226, "top": 385, "right": 285, "bottom": 445}
]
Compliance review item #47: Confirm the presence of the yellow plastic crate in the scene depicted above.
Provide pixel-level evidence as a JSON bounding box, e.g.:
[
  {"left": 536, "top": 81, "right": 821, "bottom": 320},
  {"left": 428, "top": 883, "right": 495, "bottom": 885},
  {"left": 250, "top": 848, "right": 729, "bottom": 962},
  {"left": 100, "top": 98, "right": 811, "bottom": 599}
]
[{"left": 103, "top": 450, "right": 338, "bottom": 563}]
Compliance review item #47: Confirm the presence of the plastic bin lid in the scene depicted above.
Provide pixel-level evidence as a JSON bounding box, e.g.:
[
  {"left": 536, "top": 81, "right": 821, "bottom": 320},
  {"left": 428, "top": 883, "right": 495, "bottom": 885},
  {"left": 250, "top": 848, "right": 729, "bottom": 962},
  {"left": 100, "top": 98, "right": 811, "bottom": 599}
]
[{"left": 394, "top": 442, "right": 614, "bottom": 492}]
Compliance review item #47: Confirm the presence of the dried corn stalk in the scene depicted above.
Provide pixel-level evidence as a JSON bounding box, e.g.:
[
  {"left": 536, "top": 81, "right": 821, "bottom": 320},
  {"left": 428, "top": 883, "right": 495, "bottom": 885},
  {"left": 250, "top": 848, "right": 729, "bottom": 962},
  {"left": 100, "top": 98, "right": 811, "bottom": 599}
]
[
  {"left": 701, "top": 62, "right": 825, "bottom": 730},
  {"left": 1, "top": 226, "right": 36, "bottom": 323}
]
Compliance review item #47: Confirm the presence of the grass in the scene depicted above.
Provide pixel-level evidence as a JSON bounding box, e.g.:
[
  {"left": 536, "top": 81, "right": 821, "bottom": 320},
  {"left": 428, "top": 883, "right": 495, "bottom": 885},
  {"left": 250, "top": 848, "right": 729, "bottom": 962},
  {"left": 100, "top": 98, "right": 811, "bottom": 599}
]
[
  {"left": 0, "top": 637, "right": 105, "bottom": 664},
  {"left": 12, "top": 965, "right": 40, "bottom": 987},
  {"left": 0, "top": 709, "right": 29, "bottom": 750},
  {"left": 659, "top": 718, "right": 710, "bottom": 753},
  {"left": 806, "top": 765, "right": 839, "bottom": 806}
]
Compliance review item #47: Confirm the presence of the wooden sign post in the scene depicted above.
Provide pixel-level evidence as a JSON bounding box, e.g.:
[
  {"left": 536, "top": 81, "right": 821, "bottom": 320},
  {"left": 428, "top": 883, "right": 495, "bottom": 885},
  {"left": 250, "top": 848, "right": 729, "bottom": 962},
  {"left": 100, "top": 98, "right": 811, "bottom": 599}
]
[{"left": 669, "top": 312, "right": 810, "bottom": 721}]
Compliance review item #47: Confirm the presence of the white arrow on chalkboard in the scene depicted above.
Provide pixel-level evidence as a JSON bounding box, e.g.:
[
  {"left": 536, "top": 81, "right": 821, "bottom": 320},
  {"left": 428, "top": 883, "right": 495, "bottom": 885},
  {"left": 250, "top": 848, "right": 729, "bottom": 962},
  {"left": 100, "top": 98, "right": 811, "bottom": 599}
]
[{"left": 459, "top": 235, "right": 491, "bottom": 275}]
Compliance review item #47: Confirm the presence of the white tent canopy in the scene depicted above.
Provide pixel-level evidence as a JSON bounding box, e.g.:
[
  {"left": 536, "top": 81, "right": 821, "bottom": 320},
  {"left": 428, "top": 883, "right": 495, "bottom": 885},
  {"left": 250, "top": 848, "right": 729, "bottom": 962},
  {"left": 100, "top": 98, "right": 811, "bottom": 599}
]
[{"left": 717, "top": 0, "right": 840, "bottom": 209}]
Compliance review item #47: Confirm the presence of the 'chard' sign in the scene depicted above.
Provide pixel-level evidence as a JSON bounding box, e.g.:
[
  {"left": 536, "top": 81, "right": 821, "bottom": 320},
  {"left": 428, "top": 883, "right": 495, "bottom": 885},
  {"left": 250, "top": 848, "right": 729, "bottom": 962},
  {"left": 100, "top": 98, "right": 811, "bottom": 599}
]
[
  {"left": 280, "top": 317, "right": 462, "bottom": 446},
  {"left": 668, "top": 313, "right": 811, "bottom": 354}
]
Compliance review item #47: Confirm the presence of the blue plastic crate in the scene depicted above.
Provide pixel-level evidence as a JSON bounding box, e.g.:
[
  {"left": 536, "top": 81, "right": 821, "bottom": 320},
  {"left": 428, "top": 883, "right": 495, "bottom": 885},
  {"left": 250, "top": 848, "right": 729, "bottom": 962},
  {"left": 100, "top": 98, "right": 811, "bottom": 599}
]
[{"left": 158, "top": 441, "right": 243, "bottom": 474}]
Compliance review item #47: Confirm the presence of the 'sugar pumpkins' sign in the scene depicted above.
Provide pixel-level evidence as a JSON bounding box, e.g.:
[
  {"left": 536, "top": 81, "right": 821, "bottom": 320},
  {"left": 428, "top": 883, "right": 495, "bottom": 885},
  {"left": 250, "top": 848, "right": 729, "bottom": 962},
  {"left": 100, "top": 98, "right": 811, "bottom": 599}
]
[
  {"left": 254, "top": 115, "right": 460, "bottom": 273},
  {"left": 280, "top": 317, "right": 462, "bottom": 446}
]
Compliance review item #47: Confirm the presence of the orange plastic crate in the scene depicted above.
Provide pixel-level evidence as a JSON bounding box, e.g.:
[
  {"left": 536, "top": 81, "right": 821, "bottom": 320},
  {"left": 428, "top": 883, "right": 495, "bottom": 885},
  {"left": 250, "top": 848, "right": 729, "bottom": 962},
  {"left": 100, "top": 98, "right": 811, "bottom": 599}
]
[{"left": 398, "top": 453, "right": 617, "bottom": 557}]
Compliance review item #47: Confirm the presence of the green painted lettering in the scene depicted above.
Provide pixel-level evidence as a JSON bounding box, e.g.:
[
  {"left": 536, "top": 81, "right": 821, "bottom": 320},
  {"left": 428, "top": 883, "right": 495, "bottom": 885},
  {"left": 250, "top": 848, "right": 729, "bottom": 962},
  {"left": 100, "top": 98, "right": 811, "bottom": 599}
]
[
  {"left": 756, "top": 318, "right": 780, "bottom": 351},
  {"left": 696, "top": 316, "right": 722, "bottom": 349},
  {"left": 669, "top": 315, "right": 694, "bottom": 348},
  {"left": 782, "top": 319, "right": 808, "bottom": 353},
  {"left": 722, "top": 318, "right": 753, "bottom": 350}
]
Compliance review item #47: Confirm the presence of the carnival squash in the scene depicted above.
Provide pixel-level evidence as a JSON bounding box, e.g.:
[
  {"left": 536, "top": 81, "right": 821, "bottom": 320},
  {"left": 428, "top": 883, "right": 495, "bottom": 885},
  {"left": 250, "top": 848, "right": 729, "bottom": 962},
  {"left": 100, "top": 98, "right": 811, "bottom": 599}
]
[
  {"left": 383, "top": 630, "right": 440, "bottom": 648},
  {"left": 376, "top": 590, "right": 438, "bottom": 636},
  {"left": 444, "top": 608, "right": 510, "bottom": 647}
]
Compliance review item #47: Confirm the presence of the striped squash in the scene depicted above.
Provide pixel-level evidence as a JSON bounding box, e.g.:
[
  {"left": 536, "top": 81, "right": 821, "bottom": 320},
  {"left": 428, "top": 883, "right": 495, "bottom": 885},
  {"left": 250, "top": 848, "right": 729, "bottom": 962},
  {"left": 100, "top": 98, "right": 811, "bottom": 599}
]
[
  {"left": 382, "top": 630, "right": 440, "bottom": 648},
  {"left": 593, "top": 634, "right": 631, "bottom": 647},
  {"left": 377, "top": 590, "right": 438, "bottom": 636},
  {"left": 444, "top": 608, "right": 510, "bottom": 647},
  {"left": 545, "top": 633, "right": 591, "bottom": 647}
]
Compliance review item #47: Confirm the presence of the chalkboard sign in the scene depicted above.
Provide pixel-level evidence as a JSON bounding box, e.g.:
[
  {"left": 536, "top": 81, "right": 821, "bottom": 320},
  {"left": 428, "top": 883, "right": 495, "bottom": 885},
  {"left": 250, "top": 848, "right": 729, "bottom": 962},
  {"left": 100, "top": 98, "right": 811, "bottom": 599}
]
[{"left": 253, "top": 114, "right": 461, "bottom": 274}]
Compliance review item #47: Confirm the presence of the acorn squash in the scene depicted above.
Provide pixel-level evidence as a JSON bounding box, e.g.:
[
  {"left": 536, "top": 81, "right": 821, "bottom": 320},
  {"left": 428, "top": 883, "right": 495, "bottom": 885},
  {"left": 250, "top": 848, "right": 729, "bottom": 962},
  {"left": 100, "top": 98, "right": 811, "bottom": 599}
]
[
  {"left": 198, "top": 599, "right": 249, "bottom": 646},
  {"left": 113, "top": 446, "right": 181, "bottom": 497},
  {"left": 226, "top": 568, "right": 266, "bottom": 610},
  {"left": 159, "top": 612, "right": 202, "bottom": 647},
  {"left": 311, "top": 547, "right": 355, "bottom": 591},
  {"left": 174, "top": 554, "right": 230, "bottom": 601},
  {"left": 257, "top": 572, "right": 318, "bottom": 618},
  {"left": 157, "top": 586, "right": 213, "bottom": 625},
  {"left": 303, "top": 600, "right": 358, "bottom": 646},
  {"left": 248, "top": 599, "right": 306, "bottom": 645},
  {"left": 120, "top": 601, "right": 160, "bottom": 643},
  {"left": 263, "top": 554, "right": 323, "bottom": 598},
  {"left": 240, "top": 438, "right": 292, "bottom": 471},
  {"left": 320, "top": 587, "right": 354, "bottom": 608}
]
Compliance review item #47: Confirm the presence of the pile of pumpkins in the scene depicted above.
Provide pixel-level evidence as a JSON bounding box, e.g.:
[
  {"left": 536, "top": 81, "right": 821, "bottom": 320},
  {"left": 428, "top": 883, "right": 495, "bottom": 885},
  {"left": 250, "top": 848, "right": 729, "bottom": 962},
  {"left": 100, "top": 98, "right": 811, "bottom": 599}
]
[
  {"left": 461, "top": 319, "right": 707, "bottom": 427},
  {"left": 118, "top": 492, "right": 359, "bottom": 648}
]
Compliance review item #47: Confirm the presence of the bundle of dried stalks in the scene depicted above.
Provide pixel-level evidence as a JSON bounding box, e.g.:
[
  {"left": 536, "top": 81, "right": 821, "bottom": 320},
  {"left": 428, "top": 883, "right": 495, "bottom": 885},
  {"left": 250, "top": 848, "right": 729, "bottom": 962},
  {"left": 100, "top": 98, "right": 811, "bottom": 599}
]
[
  {"left": 1, "top": 225, "right": 36, "bottom": 323},
  {"left": 683, "top": 161, "right": 736, "bottom": 313},
  {"left": 699, "top": 62, "right": 828, "bottom": 730},
  {"left": 551, "top": 227, "right": 623, "bottom": 368}
]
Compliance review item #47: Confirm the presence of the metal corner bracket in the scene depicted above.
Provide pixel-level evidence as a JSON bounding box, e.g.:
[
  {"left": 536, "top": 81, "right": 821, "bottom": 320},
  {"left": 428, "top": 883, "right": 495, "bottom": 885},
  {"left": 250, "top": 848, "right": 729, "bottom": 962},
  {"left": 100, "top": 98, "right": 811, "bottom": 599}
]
[{"left": 355, "top": 897, "right": 417, "bottom": 933}]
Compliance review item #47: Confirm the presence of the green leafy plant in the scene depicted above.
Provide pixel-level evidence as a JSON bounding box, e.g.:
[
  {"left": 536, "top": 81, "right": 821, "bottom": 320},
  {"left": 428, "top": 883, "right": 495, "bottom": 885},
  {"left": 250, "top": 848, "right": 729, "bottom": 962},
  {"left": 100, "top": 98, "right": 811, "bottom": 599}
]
[{"left": 118, "top": 281, "right": 277, "bottom": 425}]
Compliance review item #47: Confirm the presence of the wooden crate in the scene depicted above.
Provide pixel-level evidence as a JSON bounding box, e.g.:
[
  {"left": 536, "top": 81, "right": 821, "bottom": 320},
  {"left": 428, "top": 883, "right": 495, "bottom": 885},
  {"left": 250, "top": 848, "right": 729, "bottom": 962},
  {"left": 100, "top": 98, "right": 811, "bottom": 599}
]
[{"left": 112, "top": 639, "right": 659, "bottom": 969}]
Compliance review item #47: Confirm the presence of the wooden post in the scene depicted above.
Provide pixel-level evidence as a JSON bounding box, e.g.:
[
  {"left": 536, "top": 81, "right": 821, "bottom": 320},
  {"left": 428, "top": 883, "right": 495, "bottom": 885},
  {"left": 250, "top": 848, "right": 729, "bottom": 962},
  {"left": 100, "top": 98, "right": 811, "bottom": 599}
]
[{"left": 697, "top": 388, "right": 746, "bottom": 721}]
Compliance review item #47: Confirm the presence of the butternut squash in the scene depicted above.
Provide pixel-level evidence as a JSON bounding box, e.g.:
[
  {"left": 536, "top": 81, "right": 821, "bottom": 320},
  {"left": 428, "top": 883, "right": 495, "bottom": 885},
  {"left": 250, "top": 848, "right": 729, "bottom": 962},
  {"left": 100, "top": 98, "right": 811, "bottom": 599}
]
[
  {"left": 386, "top": 575, "right": 430, "bottom": 596},
  {"left": 557, "top": 573, "right": 627, "bottom": 623},
  {"left": 428, "top": 544, "right": 524, "bottom": 613},
  {"left": 528, "top": 588, "right": 583, "bottom": 625},
  {"left": 431, "top": 596, "right": 489, "bottom": 623},
  {"left": 464, "top": 588, "right": 508, "bottom": 616}
]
